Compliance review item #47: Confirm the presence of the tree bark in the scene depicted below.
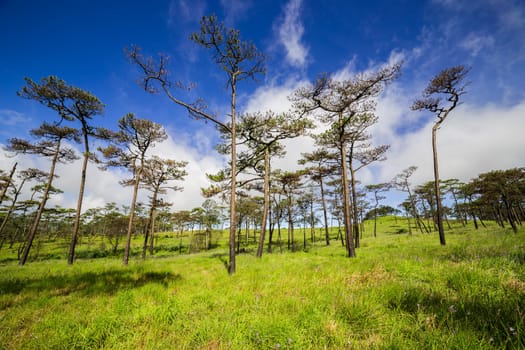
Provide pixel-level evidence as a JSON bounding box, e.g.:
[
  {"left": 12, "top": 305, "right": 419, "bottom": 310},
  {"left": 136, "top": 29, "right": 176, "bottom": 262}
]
[
  {"left": 256, "top": 148, "right": 270, "bottom": 258},
  {"left": 0, "top": 179, "right": 26, "bottom": 240},
  {"left": 340, "top": 141, "right": 355, "bottom": 257},
  {"left": 319, "top": 177, "right": 330, "bottom": 245},
  {"left": 0, "top": 162, "right": 17, "bottom": 206},
  {"left": 143, "top": 189, "right": 159, "bottom": 258},
  {"left": 68, "top": 127, "right": 89, "bottom": 265},
  {"left": 349, "top": 165, "right": 360, "bottom": 248},
  {"left": 228, "top": 76, "right": 237, "bottom": 275},
  {"left": 432, "top": 125, "right": 446, "bottom": 245},
  {"left": 287, "top": 198, "right": 294, "bottom": 251},
  {"left": 19, "top": 144, "right": 60, "bottom": 265},
  {"left": 123, "top": 165, "right": 142, "bottom": 265}
]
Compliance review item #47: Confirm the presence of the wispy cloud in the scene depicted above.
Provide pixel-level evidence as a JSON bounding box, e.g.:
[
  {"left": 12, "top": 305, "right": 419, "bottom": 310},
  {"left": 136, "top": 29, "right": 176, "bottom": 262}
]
[
  {"left": 460, "top": 33, "right": 495, "bottom": 56},
  {"left": 0, "top": 110, "right": 32, "bottom": 138},
  {"left": 0, "top": 109, "right": 31, "bottom": 126},
  {"left": 277, "top": 0, "right": 309, "bottom": 68},
  {"left": 220, "top": 0, "right": 252, "bottom": 25},
  {"left": 168, "top": 0, "right": 206, "bottom": 26}
]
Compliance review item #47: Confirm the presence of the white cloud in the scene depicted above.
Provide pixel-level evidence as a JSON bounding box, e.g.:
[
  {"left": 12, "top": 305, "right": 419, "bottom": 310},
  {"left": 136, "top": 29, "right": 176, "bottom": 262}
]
[
  {"left": 244, "top": 79, "right": 303, "bottom": 113},
  {"left": 332, "top": 50, "right": 405, "bottom": 83},
  {"left": 277, "top": 0, "right": 309, "bottom": 68},
  {"left": 148, "top": 132, "right": 224, "bottom": 211},
  {"left": 0, "top": 129, "right": 224, "bottom": 213},
  {"left": 460, "top": 33, "right": 495, "bottom": 56},
  {"left": 374, "top": 93, "right": 525, "bottom": 191}
]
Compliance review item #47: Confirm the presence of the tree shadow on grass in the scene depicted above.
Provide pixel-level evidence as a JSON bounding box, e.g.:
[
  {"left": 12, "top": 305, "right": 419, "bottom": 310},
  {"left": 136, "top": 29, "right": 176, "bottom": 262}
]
[
  {"left": 386, "top": 285, "right": 525, "bottom": 348},
  {"left": 209, "top": 252, "right": 229, "bottom": 272},
  {"left": 437, "top": 244, "right": 525, "bottom": 265},
  {"left": 0, "top": 269, "right": 183, "bottom": 302}
]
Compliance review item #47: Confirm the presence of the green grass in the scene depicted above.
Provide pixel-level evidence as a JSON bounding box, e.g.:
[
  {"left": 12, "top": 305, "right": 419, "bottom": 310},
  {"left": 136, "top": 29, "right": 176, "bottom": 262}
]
[{"left": 0, "top": 218, "right": 524, "bottom": 349}]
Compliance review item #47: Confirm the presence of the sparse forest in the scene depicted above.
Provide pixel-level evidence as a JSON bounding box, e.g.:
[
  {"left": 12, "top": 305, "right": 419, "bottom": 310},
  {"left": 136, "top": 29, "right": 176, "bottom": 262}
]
[{"left": 1, "top": 12, "right": 524, "bottom": 350}]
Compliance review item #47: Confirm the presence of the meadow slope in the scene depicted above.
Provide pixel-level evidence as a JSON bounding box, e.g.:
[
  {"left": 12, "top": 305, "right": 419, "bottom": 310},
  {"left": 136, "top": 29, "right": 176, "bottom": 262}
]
[{"left": 0, "top": 219, "right": 524, "bottom": 349}]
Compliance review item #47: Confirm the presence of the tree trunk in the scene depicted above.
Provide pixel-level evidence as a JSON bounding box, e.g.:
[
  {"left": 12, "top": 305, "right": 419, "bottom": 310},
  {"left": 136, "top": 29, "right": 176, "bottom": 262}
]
[
  {"left": 0, "top": 179, "right": 26, "bottom": 240},
  {"left": 267, "top": 196, "right": 274, "bottom": 253},
  {"left": 319, "top": 178, "right": 330, "bottom": 245},
  {"left": 19, "top": 143, "right": 60, "bottom": 265},
  {"left": 144, "top": 189, "right": 159, "bottom": 258},
  {"left": 68, "top": 127, "right": 90, "bottom": 265},
  {"left": 309, "top": 197, "right": 315, "bottom": 245},
  {"left": 228, "top": 77, "right": 237, "bottom": 275},
  {"left": 451, "top": 192, "right": 465, "bottom": 226},
  {"left": 405, "top": 209, "right": 412, "bottom": 235},
  {"left": 373, "top": 206, "right": 378, "bottom": 238},
  {"left": 277, "top": 217, "right": 282, "bottom": 253},
  {"left": 349, "top": 166, "right": 360, "bottom": 248},
  {"left": 407, "top": 189, "right": 426, "bottom": 234},
  {"left": 432, "top": 125, "right": 446, "bottom": 245},
  {"left": 340, "top": 140, "right": 355, "bottom": 257},
  {"left": 123, "top": 165, "right": 142, "bottom": 265},
  {"left": 287, "top": 199, "right": 294, "bottom": 251},
  {"left": 256, "top": 148, "right": 270, "bottom": 258},
  {"left": 0, "top": 162, "right": 17, "bottom": 206},
  {"left": 303, "top": 221, "right": 307, "bottom": 250},
  {"left": 142, "top": 226, "right": 150, "bottom": 259},
  {"left": 502, "top": 196, "right": 518, "bottom": 233}
]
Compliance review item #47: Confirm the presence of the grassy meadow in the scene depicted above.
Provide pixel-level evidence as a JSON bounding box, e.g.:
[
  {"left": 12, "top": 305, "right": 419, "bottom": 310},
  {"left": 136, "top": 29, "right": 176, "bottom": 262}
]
[{"left": 0, "top": 218, "right": 524, "bottom": 349}]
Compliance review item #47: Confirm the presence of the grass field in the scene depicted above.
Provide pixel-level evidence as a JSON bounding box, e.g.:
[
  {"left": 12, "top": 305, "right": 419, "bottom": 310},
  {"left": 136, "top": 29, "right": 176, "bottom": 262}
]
[{"left": 0, "top": 218, "right": 524, "bottom": 349}]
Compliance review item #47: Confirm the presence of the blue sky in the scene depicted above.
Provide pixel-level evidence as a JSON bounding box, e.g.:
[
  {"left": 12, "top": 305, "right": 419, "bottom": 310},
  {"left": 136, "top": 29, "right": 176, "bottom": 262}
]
[{"left": 1, "top": 0, "right": 524, "bottom": 212}]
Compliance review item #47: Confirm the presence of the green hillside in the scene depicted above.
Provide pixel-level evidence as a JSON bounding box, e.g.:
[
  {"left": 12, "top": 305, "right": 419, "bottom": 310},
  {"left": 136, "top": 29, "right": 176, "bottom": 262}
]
[{"left": 0, "top": 219, "right": 523, "bottom": 349}]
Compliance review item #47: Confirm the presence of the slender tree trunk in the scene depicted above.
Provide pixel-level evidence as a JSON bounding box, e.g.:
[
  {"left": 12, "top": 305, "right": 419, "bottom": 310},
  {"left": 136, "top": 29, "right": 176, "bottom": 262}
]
[
  {"left": 277, "top": 217, "right": 282, "bottom": 253},
  {"left": 267, "top": 196, "right": 274, "bottom": 253},
  {"left": 228, "top": 77, "right": 237, "bottom": 274},
  {"left": 123, "top": 165, "right": 142, "bottom": 265},
  {"left": 319, "top": 178, "right": 330, "bottom": 245},
  {"left": 0, "top": 180, "right": 26, "bottom": 240},
  {"left": 373, "top": 207, "right": 378, "bottom": 238},
  {"left": 236, "top": 218, "right": 242, "bottom": 254},
  {"left": 68, "top": 128, "right": 89, "bottom": 265},
  {"left": 19, "top": 144, "right": 60, "bottom": 265},
  {"left": 444, "top": 213, "right": 452, "bottom": 229},
  {"left": 142, "top": 224, "right": 150, "bottom": 259},
  {"left": 244, "top": 218, "right": 248, "bottom": 244},
  {"left": 512, "top": 207, "right": 522, "bottom": 226},
  {"left": 478, "top": 210, "right": 487, "bottom": 228},
  {"left": 340, "top": 140, "right": 355, "bottom": 257},
  {"left": 451, "top": 192, "right": 465, "bottom": 226},
  {"left": 0, "top": 162, "right": 17, "bottom": 206},
  {"left": 502, "top": 196, "right": 518, "bottom": 233},
  {"left": 143, "top": 189, "right": 159, "bottom": 258},
  {"left": 287, "top": 199, "right": 294, "bottom": 251},
  {"left": 256, "top": 148, "right": 270, "bottom": 258},
  {"left": 309, "top": 197, "right": 315, "bottom": 245},
  {"left": 432, "top": 125, "right": 446, "bottom": 245},
  {"left": 518, "top": 204, "right": 525, "bottom": 224},
  {"left": 407, "top": 189, "right": 426, "bottom": 234},
  {"left": 472, "top": 212, "right": 479, "bottom": 229},
  {"left": 303, "top": 220, "right": 306, "bottom": 250},
  {"left": 349, "top": 166, "right": 360, "bottom": 248}
]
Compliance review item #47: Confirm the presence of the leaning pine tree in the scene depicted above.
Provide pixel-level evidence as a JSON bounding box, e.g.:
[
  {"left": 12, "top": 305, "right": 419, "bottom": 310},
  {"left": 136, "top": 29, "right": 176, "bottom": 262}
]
[{"left": 412, "top": 65, "right": 469, "bottom": 246}]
